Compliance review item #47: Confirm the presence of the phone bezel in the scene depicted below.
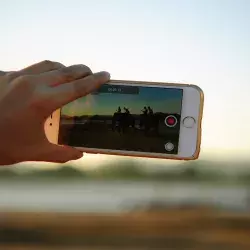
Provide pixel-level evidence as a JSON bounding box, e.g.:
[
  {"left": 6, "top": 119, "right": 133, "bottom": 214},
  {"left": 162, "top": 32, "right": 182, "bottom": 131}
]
[{"left": 45, "top": 80, "right": 204, "bottom": 160}]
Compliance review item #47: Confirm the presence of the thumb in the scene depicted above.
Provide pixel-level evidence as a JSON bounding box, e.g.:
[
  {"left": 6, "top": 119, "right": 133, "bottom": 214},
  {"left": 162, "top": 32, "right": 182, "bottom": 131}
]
[{"left": 35, "top": 143, "right": 83, "bottom": 163}]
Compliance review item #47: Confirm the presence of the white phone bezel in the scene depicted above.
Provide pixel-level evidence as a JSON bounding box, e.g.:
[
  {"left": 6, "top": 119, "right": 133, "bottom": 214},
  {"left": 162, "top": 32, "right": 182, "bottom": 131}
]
[{"left": 45, "top": 81, "right": 203, "bottom": 160}]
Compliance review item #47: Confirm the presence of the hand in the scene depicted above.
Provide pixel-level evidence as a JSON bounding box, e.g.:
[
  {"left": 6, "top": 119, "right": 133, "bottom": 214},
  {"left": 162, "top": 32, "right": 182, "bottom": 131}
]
[{"left": 0, "top": 60, "right": 110, "bottom": 165}]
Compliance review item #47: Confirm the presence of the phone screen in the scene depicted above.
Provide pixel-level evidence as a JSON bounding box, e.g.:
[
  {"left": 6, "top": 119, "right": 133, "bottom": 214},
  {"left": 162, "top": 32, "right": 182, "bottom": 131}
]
[{"left": 58, "top": 83, "right": 183, "bottom": 154}]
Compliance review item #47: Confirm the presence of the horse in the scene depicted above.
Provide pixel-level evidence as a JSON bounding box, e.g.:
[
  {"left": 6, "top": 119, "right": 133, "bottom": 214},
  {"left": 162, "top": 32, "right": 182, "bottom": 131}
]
[
  {"left": 139, "top": 113, "right": 163, "bottom": 135},
  {"left": 112, "top": 112, "right": 135, "bottom": 134}
]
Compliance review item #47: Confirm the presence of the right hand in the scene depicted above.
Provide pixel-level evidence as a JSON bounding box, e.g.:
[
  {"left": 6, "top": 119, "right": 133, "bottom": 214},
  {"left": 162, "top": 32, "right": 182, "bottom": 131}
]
[{"left": 0, "top": 60, "right": 110, "bottom": 165}]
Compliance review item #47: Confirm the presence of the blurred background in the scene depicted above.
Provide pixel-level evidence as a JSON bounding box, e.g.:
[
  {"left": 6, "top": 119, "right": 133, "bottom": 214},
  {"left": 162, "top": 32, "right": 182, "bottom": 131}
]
[{"left": 1, "top": 0, "right": 250, "bottom": 249}]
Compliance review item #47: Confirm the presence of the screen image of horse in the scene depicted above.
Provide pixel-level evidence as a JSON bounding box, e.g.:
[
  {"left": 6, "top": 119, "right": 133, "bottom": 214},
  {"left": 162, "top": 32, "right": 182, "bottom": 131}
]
[{"left": 59, "top": 106, "right": 181, "bottom": 154}]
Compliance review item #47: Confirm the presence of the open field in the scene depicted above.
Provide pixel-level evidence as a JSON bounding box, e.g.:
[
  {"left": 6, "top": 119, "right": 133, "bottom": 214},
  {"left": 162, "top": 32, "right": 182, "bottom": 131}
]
[
  {"left": 1, "top": 162, "right": 250, "bottom": 249},
  {"left": 1, "top": 208, "right": 250, "bottom": 250},
  {"left": 59, "top": 123, "right": 179, "bottom": 154}
]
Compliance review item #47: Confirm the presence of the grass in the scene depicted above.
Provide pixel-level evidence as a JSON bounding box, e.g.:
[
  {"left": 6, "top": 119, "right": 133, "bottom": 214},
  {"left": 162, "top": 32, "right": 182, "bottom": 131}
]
[
  {"left": 1, "top": 208, "right": 250, "bottom": 249},
  {"left": 1, "top": 161, "right": 250, "bottom": 185},
  {"left": 1, "top": 160, "right": 250, "bottom": 249}
]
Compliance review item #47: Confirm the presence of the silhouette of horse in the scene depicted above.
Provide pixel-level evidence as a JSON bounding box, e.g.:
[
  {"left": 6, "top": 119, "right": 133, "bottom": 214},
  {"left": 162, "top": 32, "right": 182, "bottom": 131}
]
[
  {"left": 112, "top": 112, "right": 135, "bottom": 134},
  {"left": 139, "top": 113, "right": 164, "bottom": 135}
]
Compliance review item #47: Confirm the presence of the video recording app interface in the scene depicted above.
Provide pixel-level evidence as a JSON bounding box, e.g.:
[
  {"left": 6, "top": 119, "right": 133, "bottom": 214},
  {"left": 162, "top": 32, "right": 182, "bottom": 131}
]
[{"left": 59, "top": 84, "right": 183, "bottom": 154}]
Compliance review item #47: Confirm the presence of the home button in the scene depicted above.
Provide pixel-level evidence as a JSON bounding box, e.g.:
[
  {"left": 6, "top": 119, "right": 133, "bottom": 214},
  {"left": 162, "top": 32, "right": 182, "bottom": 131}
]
[{"left": 183, "top": 116, "right": 196, "bottom": 128}]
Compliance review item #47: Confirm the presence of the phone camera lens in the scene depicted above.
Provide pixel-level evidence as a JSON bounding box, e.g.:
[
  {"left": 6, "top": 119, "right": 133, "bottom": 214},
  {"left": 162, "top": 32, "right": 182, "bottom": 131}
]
[{"left": 164, "top": 115, "right": 177, "bottom": 127}]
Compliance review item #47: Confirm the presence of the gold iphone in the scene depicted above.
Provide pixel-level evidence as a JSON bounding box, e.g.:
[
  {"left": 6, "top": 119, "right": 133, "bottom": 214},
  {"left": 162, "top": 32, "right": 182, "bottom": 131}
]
[{"left": 45, "top": 80, "right": 204, "bottom": 160}]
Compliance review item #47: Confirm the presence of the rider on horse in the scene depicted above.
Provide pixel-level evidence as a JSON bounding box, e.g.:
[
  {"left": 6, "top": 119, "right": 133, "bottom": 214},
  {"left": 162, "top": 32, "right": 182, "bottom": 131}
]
[
  {"left": 117, "top": 106, "right": 121, "bottom": 113},
  {"left": 142, "top": 106, "right": 148, "bottom": 115},
  {"left": 148, "top": 106, "right": 153, "bottom": 115},
  {"left": 124, "top": 107, "right": 130, "bottom": 114}
]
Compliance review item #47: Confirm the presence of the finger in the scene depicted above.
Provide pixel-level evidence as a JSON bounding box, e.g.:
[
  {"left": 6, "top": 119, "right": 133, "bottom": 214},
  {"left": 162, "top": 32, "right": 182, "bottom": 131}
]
[
  {"left": 34, "top": 64, "right": 93, "bottom": 87},
  {"left": 34, "top": 144, "right": 83, "bottom": 163},
  {"left": 2, "top": 61, "right": 66, "bottom": 83},
  {"left": 19, "top": 60, "right": 65, "bottom": 75},
  {"left": 49, "top": 71, "right": 110, "bottom": 109}
]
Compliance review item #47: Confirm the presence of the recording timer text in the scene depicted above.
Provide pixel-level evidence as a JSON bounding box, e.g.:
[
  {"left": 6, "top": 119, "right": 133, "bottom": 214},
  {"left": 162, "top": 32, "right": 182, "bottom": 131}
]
[{"left": 108, "top": 87, "right": 122, "bottom": 93}]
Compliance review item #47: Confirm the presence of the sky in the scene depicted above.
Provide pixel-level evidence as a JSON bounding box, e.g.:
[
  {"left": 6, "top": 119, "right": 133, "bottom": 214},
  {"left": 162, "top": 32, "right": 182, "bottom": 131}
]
[
  {"left": 62, "top": 85, "right": 183, "bottom": 116},
  {"left": 1, "top": 0, "right": 250, "bottom": 158}
]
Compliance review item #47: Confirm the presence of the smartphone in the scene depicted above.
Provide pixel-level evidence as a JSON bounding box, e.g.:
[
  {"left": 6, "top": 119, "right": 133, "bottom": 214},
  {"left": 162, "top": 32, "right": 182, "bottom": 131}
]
[{"left": 45, "top": 80, "right": 204, "bottom": 160}]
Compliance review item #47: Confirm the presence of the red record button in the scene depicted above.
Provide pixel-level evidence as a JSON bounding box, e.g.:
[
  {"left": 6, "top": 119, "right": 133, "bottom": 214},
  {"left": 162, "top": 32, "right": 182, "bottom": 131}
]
[{"left": 164, "top": 115, "right": 177, "bottom": 127}]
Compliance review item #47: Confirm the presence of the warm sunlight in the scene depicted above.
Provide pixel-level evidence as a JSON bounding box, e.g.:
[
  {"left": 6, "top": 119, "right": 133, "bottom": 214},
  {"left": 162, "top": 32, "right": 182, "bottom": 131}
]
[{"left": 1, "top": 1, "right": 250, "bottom": 249}]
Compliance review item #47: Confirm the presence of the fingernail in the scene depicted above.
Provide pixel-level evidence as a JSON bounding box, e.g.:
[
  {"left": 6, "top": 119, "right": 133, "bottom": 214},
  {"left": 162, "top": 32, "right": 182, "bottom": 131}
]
[{"left": 98, "top": 71, "right": 111, "bottom": 79}]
